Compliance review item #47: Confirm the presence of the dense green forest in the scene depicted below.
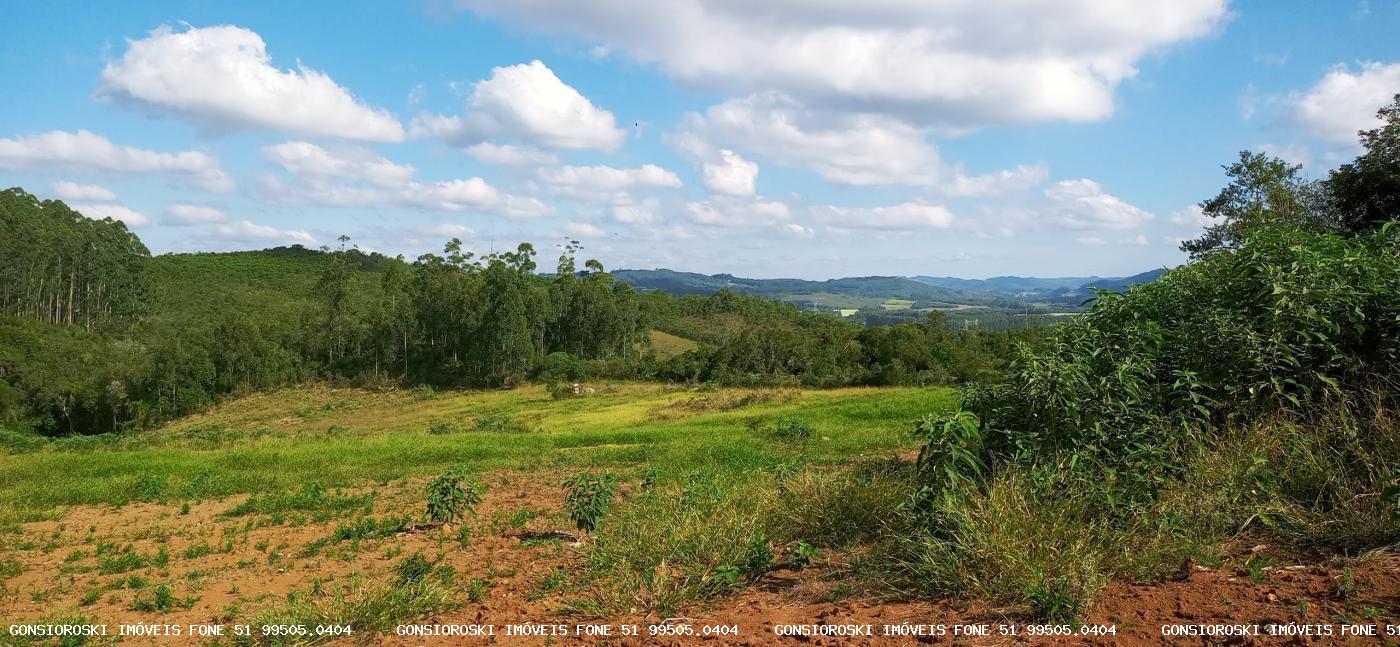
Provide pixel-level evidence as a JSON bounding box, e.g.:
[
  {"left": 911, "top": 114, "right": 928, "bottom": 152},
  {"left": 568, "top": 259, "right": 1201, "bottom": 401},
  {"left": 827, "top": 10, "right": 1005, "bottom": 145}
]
[{"left": 0, "top": 197, "right": 1043, "bottom": 439}]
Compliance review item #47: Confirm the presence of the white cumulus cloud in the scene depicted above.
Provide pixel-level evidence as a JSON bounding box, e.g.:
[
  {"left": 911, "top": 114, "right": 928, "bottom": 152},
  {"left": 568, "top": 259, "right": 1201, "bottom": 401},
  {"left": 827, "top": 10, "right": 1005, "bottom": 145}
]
[
  {"left": 261, "top": 142, "right": 552, "bottom": 219},
  {"left": 1043, "top": 179, "right": 1153, "bottom": 230},
  {"left": 536, "top": 163, "right": 682, "bottom": 201},
  {"left": 680, "top": 93, "right": 939, "bottom": 186},
  {"left": 935, "top": 164, "right": 1051, "bottom": 198},
  {"left": 166, "top": 203, "right": 227, "bottom": 225},
  {"left": 1291, "top": 61, "right": 1400, "bottom": 146},
  {"left": 72, "top": 203, "right": 150, "bottom": 227},
  {"left": 50, "top": 181, "right": 117, "bottom": 202},
  {"left": 813, "top": 201, "right": 954, "bottom": 230},
  {"left": 412, "top": 60, "right": 625, "bottom": 151},
  {"left": 465, "top": 142, "right": 558, "bottom": 166},
  {"left": 612, "top": 203, "right": 656, "bottom": 225},
  {"left": 678, "top": 93, "right": 1046, "bottom": 192},
  {"left": 564, "top": 221, "right": 608, "bottom": 238},
  {"left": 685, "top": 197, "right": 791, "bottom": 227},
  {"left": 1169, "top": 203, "right": 1222, "bottom": 229},
  {"left": 461, "top": 0, "right": 1227, "bottom": 129},
  {"left": 0, "top": 129, "right": 232, "bottom": 192},
  {"left": 264, "top": 141, "right": 415, "bottom": 187},
  {"left": 217, "top": 219, "right": 316, "bottom": 245},
  {"left": 100, "top": 25, "right": 405, "bottom": 142},
  {"left": 701, "top": 149, "right": 759, "bottom": 196}
]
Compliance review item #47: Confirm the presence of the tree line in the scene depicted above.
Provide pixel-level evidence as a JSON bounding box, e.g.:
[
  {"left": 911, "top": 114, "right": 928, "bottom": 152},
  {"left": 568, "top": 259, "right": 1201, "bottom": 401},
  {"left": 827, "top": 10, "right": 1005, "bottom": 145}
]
[
  {"left": 0, "top": 206, "right": 1036, "bottom": 438},
  {"left": 0, "top": 189, "right": 150, "bottom": 329}
]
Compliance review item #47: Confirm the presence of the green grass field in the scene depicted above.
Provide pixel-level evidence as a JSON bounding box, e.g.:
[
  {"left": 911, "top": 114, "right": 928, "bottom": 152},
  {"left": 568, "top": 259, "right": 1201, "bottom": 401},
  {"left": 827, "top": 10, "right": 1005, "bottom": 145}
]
[{"left": 0, "top": 383, "right": 954, "bottom": 526}]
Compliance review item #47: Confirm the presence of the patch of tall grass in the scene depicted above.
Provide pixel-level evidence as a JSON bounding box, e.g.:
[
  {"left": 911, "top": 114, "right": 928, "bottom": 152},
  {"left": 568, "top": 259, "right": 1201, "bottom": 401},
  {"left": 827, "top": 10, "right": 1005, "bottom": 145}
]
[{"left": 581, "top": 473, "right": 779, "bottom": 615}]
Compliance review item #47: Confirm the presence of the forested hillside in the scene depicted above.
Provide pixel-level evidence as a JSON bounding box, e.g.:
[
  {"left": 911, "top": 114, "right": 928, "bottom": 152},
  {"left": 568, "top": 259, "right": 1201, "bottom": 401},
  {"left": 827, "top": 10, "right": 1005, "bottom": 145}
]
[{"left": 0, "top": 193, "right": 1044, "bottom": 440}]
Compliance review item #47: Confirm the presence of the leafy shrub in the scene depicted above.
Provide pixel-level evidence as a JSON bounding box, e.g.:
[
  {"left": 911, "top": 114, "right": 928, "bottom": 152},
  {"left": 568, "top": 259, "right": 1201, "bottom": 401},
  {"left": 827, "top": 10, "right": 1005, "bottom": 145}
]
[
  {"left": 908, "top": 411, "right": 985, "bottom": 516},
  {"left": 791, "top": 542, "right": 820, "bottom": 569},
  {"left": 884, "top": 225, "right": 1400, "bottom": 619},
  {"left": 0, "top": 427, "right": 45, "bottom": 454},
  {"left": 538, "top": 351, "right": 585, "bottom": 387},
  {"left": 425, "top": 465, "right": 484, "bottom": 525},
  {"left": 563, "top": 472, "right": 618, "bottom": 534},
  {"left": 550, "top": 383, "right": 581, "bottom": 400},
  {"left": 954, "top": 226, "right": 1400, "bottom": 513}
]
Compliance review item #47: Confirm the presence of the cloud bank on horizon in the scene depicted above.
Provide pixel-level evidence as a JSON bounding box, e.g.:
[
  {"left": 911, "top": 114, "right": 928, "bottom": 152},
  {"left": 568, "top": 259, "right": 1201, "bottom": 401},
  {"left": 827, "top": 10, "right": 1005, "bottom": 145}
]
[{"left": 0, "top": 1, "right": 1397, "bottom": 278}]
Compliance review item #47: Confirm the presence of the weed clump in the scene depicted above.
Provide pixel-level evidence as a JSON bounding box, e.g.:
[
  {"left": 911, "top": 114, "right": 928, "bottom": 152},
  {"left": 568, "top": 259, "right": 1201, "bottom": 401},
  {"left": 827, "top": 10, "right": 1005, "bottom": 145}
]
[
  {"left": 473, "top": 413, "right": 537, "bottom": 433},
  {"left": 133, "top": 475, "right": 167, "bottom": 502},
  {"left": 130, "top": 584, "right": 194, "bottom": 612},
  {"left": 426, "top": 420, "right": 461, "bottom": 435},
  {"left": 226, "top": 481, "right": 371, "bottom": 518}
]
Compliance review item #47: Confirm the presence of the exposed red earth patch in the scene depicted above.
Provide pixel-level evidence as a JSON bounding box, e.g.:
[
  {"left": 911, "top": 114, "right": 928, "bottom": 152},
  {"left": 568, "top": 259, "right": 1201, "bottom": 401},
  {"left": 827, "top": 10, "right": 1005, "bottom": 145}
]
[{"left": 4, "top": 472, "right": 1397, "bottom": 646}]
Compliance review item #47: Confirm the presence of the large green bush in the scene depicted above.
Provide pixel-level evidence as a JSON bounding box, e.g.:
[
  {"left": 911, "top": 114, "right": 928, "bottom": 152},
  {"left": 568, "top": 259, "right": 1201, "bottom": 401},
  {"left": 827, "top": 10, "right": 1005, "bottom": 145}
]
[{"left": 958, "top": 225, "right": 1400, "bottom": 511}]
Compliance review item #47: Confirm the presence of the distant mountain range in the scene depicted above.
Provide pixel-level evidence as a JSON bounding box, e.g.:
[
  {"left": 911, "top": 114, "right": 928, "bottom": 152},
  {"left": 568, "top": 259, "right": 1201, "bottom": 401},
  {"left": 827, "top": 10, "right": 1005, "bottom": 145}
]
[
  {"left": 609, "top": 269, "right": 1020, "bottom": 308},
  {"left": 911, "top": 275, "right": 1103, "bottom": 294},
  {"left": 913, "top": 269, "right": 1169, "bottom": 303},
  {"left": 611, "top": 267, "right": 1170, "bottom": 309}
]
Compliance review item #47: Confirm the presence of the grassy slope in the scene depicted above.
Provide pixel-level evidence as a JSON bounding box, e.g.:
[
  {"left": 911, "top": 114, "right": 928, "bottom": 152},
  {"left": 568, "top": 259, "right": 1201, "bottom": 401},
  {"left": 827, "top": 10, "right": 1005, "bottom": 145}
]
[
  {"left": 648, "top": 329, "right": 700, "bottom": 356},
  {"left": 0, "top": 384, "right": 953, "bottom": 524}
]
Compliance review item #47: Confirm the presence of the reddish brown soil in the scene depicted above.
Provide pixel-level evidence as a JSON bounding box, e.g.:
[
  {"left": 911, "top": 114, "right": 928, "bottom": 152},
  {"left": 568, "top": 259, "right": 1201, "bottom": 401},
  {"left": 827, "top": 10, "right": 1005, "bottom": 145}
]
[{"left": 3, "top": 472, "right": 1396, "bottom": 646}]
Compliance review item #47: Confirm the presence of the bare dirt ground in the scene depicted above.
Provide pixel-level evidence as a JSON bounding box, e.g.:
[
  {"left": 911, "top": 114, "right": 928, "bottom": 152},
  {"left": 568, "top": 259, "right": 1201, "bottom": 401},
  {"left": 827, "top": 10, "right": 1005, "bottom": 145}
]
[{"left": 3, "top": 472, "right": 1397, "bottom": 646}]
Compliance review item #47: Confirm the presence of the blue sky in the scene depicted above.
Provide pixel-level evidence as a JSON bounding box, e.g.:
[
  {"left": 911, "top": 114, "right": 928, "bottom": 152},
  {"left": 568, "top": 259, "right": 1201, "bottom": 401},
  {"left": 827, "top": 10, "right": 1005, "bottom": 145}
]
[{"left": 1, "top": 1, "right": 1398, "bottom": 279}]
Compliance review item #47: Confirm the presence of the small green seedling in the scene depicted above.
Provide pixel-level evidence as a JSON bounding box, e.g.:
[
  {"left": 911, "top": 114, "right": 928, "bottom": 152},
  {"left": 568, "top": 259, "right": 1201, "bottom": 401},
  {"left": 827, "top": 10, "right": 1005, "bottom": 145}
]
[
  {"left": 563, "top": 472, "right": 618, "bottom": 534},
  {"left": 425, "top": 465, "right": 484, "bottom": 525}
]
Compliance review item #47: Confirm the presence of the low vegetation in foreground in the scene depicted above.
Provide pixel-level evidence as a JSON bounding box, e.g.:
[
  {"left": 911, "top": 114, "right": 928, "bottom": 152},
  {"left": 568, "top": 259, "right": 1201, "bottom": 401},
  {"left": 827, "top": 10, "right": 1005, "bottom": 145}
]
[{"left": 0, "top": 383, "right": 955, "bottom": 641}]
